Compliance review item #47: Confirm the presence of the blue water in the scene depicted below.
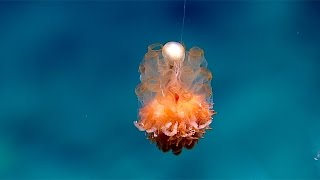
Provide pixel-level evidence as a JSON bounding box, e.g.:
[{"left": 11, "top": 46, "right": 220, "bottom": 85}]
[{"left": 0, "top": 1, "right": 319, "bottom": 179}]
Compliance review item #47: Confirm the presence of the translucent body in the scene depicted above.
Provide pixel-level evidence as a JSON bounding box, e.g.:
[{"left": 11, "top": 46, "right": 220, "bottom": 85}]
[{"left": 134, "top": 42, "right": 215, "bottom": 155}]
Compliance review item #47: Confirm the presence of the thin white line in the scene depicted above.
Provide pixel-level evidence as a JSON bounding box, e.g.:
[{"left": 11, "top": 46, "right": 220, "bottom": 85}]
[{"left": 180, "top": 0, "right": 186, "bottom": 43}]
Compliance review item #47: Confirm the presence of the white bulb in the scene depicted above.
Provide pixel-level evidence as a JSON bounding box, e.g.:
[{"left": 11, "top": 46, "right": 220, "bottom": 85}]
[{"left": 162, "top": 41, "right": 185, "bottom": 62}]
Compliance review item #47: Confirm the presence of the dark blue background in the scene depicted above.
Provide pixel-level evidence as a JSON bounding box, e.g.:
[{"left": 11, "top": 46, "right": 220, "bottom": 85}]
[{"left": 0, "top": 1, "right": 319, "bottom": 179}]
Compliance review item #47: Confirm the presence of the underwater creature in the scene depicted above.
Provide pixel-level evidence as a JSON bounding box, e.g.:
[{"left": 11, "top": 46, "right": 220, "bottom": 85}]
[{"left": 134, "top": 41, "right": 215, "bottom": 155}]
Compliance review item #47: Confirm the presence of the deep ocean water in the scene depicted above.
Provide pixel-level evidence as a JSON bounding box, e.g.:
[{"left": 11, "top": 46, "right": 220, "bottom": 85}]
[{"left": 0, "top": 1, "right": 320, "bottom": 179}]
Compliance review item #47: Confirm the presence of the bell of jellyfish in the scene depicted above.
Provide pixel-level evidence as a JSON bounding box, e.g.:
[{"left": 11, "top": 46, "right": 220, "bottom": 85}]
[{"left": 134, "top": 41, "right": 216, "bottom": 155}]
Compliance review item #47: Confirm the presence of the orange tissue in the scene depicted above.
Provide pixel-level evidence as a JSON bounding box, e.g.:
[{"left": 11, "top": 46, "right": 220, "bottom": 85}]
[{"left": 134, "top": 42, "right": 215, "bottom": 155}]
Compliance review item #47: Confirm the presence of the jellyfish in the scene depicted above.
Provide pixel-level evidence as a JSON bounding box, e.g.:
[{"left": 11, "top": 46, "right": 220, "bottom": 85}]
[{"left": 134, "top": 41, "right": 215, "bottom": 155}]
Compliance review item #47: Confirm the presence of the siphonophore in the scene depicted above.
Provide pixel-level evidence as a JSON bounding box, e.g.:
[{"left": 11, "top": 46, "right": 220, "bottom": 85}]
[{"left": 134, "top": 41, "right": 216, "bottom": 155}]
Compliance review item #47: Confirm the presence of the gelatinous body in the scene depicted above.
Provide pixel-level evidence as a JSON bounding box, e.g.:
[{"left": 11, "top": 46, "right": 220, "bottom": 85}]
[{"left": 134, "top": 42, "right": 215, "bottom": 155}]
